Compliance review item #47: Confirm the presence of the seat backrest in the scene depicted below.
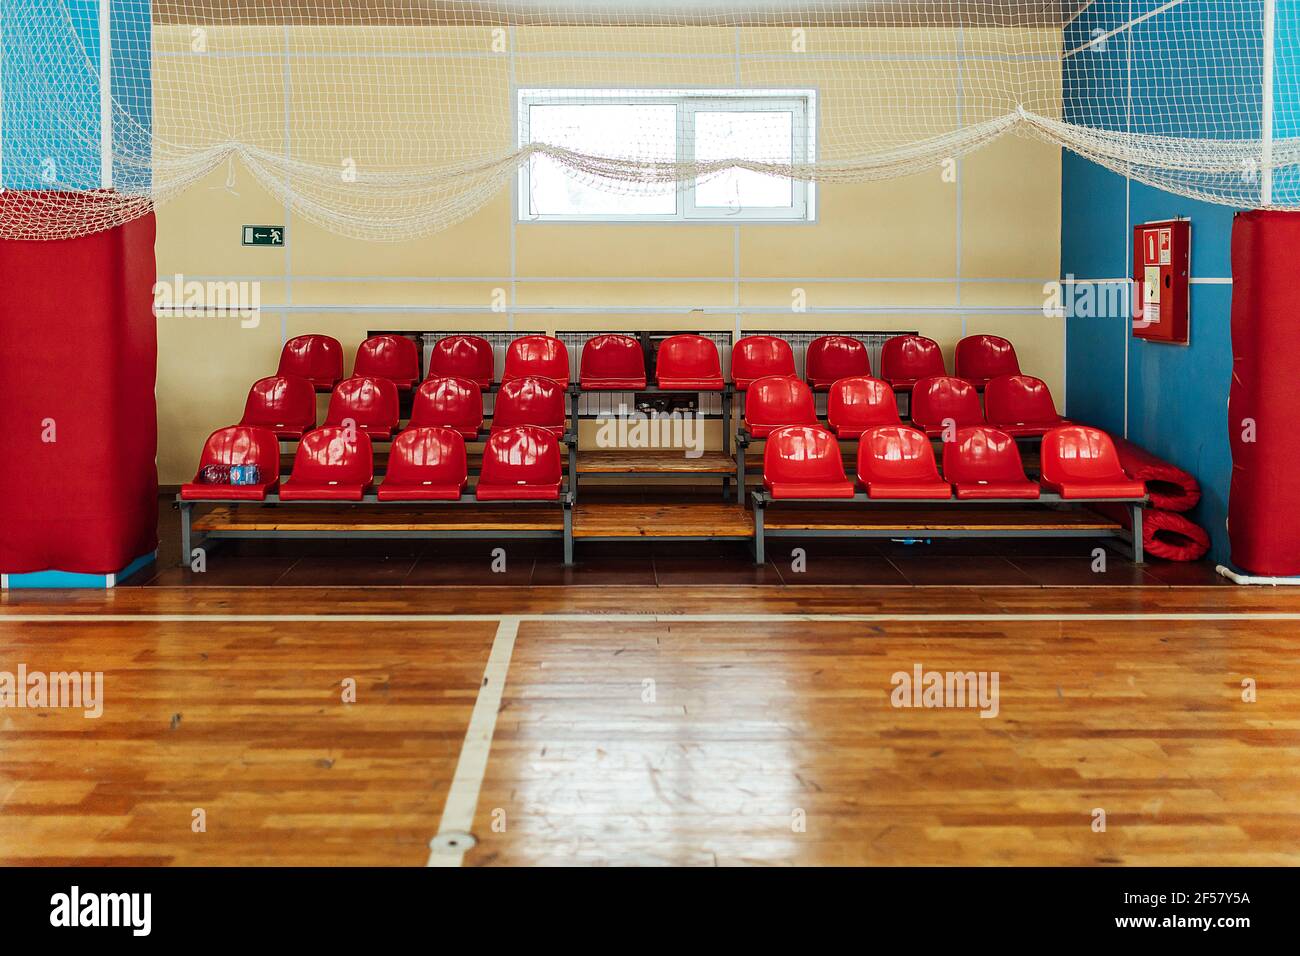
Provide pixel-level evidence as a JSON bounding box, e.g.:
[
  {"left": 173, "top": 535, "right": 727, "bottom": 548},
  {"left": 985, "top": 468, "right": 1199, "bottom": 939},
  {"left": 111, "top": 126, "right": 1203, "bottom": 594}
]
[
  {"left": 580, "top": 334, "right": 646, "bottom": 386},
  {"left": 732, "top": 335, "right": 796, "bottom": 385},
  {"left": 880, "top": 335, "right": 947, "bottom": 381},
  {"left": 942, "top": 426, "right": 1028, "bottom": 484},
  {"left": 656, "top": 334, "right": 722, "bottom": 381},
  {"left": 504, "top": 334, "right": 570, "bottom": 384},
  {"left": 409, "top": 376, "right": 483, "bottom": 432},
  {"left": 277, "top": 334, "right": 343, "bottom": 385},
  {"left": 910, "top": 376, "right": 984, "bottom": 431},
  {"left": 826, "top": 376, "right": 900, "bottom": 429},
  {"left": 429, "top": 334, "right": 495, "bottom": 387},
  {"left": 955, "top": 334, "right": 1020, "bottom": 382},
  {"left": 763, "top": 425, "right": 849, "bottom": 486},
  {"left": 386, "top": 426, "right": 467, "bottom": 488},
  {"left": 805, "top": 335, "right": 871, "bottom": 385},
  {"left": 241, "top": 375, "right": 316, "bottom": 427},
  {"left": 984, "top": 374, "right": 1059, "bottom": 425},
  {"left": 325, "top": 376, "right": 400, "bottom": 429},
  {"left": 480, "top": 425, "right": 562, "bottom": 488},
  {"left": 745, "top": 375, "right": 818, "bottom": 429},
  {"left": 289, "top": 426, "right": 373, "bottom": 485},
  {"left": 197, "top": 425, "right": 281, "bottom": 475},
  {"left": 857, "top": 425, "right": 942, "bottom": 483},
  {"left": 1040, "top": 426, "right": 1129, "bottom": 484},
  {"left": 354, "top": 334, "right": 420, "bottom": 384},
  {"left": 493, "top": 375, "right": 566, "bottom": 430}
]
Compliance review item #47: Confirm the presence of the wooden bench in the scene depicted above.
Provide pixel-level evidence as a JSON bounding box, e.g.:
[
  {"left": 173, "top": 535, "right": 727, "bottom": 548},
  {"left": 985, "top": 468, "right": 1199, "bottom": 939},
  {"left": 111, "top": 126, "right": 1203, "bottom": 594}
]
[
  {"left": 750, "top": 490, "right": 1148, "bottom": 564},
  {"left": 178, "top": 493, "right": 575, "bottom": 564}
]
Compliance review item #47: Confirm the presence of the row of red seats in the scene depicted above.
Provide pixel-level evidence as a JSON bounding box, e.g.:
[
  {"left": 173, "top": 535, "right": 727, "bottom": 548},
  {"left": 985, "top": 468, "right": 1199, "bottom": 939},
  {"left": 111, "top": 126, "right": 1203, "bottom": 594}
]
[
  {"left": 276, "top": 332, "right": 557, "bottom": 392},
  {"left": 239, "top": 374, "right": 567, "bottom": 442},
  {"left": 744, "top": 374, "right": 1068, "bottom": 440},
  {"left": 181, "top": 424, "right": 564, "bottom": 503},
  {"left": 275, "top": 331, "right": 1022, "bottom": 396},
  {"left": 763, "top": 424, "right": 1146, "bottom": 501},
  {"left": 732, "top": 332, "right": 1020, "bottom": 391}
]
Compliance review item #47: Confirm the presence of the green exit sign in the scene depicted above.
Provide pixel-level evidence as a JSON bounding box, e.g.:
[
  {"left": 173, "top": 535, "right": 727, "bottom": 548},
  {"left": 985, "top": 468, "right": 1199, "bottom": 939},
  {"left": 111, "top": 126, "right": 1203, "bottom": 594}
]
[{"left": 242, "top": 225, "right": 285, "bottom": 246}]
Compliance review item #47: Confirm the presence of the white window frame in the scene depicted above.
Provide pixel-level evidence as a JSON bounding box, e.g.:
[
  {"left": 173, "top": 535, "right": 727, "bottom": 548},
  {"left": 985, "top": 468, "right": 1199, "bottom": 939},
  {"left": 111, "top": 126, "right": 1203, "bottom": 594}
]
[{"left": 516, "top": 88, "right": 817, "bottom": 224}]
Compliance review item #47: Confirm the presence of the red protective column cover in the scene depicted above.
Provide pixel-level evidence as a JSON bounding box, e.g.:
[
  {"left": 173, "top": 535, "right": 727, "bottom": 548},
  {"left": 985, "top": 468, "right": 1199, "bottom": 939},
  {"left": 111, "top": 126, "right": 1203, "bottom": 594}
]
[
  {"left": 0, "top": 200, "right": 158, "bottom": 574},
  {"left": 1228, "top": 211, "right": 1300, "bottom": 575},
  {"left": 1110, "top": 436, "right": 1200, "bottom": 512}
]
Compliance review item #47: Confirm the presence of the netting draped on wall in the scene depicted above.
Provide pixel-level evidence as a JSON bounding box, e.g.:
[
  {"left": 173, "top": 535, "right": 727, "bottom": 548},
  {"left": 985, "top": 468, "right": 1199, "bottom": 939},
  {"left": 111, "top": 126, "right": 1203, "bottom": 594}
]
[{"left": 1, "top": 0, "right": 1295, "bottom": 240}]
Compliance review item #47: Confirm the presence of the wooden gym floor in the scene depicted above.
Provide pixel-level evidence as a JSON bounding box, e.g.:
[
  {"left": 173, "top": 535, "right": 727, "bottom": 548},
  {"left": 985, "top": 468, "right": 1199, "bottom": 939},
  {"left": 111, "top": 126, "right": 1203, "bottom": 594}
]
[{"left": 1, "top": 585, "right": 1298, "bottom": 866}]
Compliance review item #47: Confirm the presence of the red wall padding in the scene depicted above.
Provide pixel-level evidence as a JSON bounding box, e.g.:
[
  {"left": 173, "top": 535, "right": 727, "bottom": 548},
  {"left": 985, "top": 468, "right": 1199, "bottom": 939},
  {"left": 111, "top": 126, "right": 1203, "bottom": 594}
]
[
  {"left": 1228, "top": 211, "right": 1300, "bottom": 576},
  {"left": 1111, "top": 436, "right": 1200, "bottom": 512},
  {"left": 0, "top": 205, "right": 158, "bottom": 574},
  {"left": 1098, "top": 504, "right": 1211, "bottom": 563}
]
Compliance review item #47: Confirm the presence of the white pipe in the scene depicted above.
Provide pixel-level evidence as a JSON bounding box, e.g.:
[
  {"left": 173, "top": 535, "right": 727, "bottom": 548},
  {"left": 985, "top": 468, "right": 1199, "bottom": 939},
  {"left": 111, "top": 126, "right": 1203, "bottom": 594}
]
[
  {"left": 1216, "top": 565, "right": 1300, "bottom": 585},
  {"left": 100, "top": 0, "right": 113, "bottom": 189},
  {"left": 1262, "top": 0, "right": 1275, "bottom": 206}
]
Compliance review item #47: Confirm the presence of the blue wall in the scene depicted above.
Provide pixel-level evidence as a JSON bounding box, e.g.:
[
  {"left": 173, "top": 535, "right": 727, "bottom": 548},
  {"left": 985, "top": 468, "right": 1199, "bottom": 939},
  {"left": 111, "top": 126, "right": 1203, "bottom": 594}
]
[
  {"left": 1061, "top": 1, "right": 1272, "bottom": 563},
  {"left": 0, "top": 0, "right": 150, "bottom": 191}
]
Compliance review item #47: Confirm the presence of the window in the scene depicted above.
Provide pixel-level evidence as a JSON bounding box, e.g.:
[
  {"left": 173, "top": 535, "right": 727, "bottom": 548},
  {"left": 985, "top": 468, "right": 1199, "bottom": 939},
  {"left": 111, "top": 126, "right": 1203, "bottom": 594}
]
[{"left": 517, "top": 89, "right": 816, "bottom": 222}]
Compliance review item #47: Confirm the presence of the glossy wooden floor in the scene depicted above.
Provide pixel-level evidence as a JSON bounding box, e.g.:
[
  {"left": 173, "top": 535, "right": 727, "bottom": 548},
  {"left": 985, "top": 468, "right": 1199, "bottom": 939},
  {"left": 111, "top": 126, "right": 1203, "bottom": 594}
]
[{"left": 2, "top": 586, "right": 1299, "bottom": 866}]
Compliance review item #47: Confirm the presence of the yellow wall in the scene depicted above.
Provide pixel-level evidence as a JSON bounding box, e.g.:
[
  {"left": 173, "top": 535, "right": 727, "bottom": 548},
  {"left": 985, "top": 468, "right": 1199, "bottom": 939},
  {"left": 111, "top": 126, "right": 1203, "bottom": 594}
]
[{"left": 154, "top": 26, "right": 1062, "bottom": 483}]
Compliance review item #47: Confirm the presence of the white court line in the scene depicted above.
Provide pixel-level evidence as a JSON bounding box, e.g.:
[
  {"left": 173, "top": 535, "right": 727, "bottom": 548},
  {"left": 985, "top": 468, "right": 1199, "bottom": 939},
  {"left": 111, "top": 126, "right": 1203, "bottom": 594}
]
[
  {"left": 427, "top": 616, "right": 519, "bottom": 868},
  {"left": 1, "top": 612, "right": 1300, "bottom": 624}
]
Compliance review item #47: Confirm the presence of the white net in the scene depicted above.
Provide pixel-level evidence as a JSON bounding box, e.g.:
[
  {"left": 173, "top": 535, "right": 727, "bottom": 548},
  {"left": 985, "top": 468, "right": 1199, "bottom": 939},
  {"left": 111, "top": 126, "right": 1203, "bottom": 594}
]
[{"left": 0, "top": 0, "right": 1293, "bottom": 241}]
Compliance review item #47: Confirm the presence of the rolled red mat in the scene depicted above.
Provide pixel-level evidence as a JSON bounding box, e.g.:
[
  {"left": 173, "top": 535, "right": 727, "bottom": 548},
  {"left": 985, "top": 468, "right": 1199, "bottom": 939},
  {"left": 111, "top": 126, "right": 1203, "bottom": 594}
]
[
  {"left": 1096, "top": 504, "right": 1211, "bottom": 562},
  {"left": 1110, "top": 436, "right": 1201, "bottom": 512}
]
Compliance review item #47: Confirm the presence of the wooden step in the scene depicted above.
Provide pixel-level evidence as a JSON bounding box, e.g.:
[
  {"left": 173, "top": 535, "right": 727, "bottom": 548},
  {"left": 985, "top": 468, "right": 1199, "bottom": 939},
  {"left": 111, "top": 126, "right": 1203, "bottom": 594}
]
[
  {"left": 573, "top": 501, "right": 752, "bottom": 538},
  {"left": 577, "top": 449, "right": 736, "bottom": 475}
]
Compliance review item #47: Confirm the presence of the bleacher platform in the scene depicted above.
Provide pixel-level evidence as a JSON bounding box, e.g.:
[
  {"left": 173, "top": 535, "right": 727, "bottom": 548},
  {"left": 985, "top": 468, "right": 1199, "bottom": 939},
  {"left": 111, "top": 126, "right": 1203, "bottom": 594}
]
[{"left": 176, "top": 330, "right": 1155, "bottom": 568}]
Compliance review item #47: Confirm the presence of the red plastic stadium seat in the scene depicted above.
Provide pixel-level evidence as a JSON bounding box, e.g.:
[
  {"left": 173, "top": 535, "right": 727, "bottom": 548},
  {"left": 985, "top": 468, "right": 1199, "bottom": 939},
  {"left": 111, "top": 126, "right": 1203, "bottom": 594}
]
[
  {"left": 942, "top": 427, "right": 1040, "bottom": 500},
  {"left": 429, "top": 334, "right": 495, "bottom": 389},
  {"left": 731, "top": 335, "right": 796, "bottom": 390},
  {"left": 826, "top": 376, "right": 901, "bottom": 439},
  {"left": 407, "top": 376, "right": 483, "bottom": 440},
  {"left": 476, "top": 425, "right": 563, "bottom": 501},
  {"left": 910, "top": 376, "right": 985, "bottom": 438},
  {"left": 180, "top": 425, "right": 282, "bottom": 501},
  {"left": 955, "top": 334, "right": 1021, "bottom": 388},
  {"left": 277, "top": 334, "right": 343, "bottom": 391},
  {"left": 279, "top": 426, "right": 373, "bottom": 501},
  {"left": 238, "top": 374, "right": 316, "bottom": 440},
  {"left": 1039, "top": 426, "right": 1146, "bottom": 499},
  {"left": 856, "top": 425, "right": 951, "bottom": 499},
  {"left": 880, "top": 335, "right": 947, "bottom": 390},
  {"left": 324, "top": 376, "right": 401, "bottom": 440},
  {"left": 580, "top": 334, "right": 646, "bottom": 390},
  {"left": 763, "top": 425, "right": 856, "bottom": 499},
  {"left": 491, "top": 375, "right": 567, "bottom": 437},
  {"left": 656, "top": 334, "right": 725, "bottom": 390},
  {"left": 377, "top": 426, "right": 468, "bottom": 501},
  {"left": 503, "top": 334, "right": 570, "bottom": 387},
  {"left": 984, "top": 374, "right": 1071, "bottom": 437},
  {"left": 354, "top": 334, "right": 421, "bottom": 391},
  {"left": 805, "top": 335, "right": 871, "bottom": 390},
  {"left": 744, "top": 375, "right": 819, "bottom": 438}
]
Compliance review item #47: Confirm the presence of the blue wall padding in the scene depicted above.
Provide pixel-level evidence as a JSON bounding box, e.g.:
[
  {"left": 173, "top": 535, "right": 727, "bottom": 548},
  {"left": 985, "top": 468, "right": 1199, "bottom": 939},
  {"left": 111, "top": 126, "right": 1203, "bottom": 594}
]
[{"left": 1061, "top": 2, "right": 1264, "bottom": 563}]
